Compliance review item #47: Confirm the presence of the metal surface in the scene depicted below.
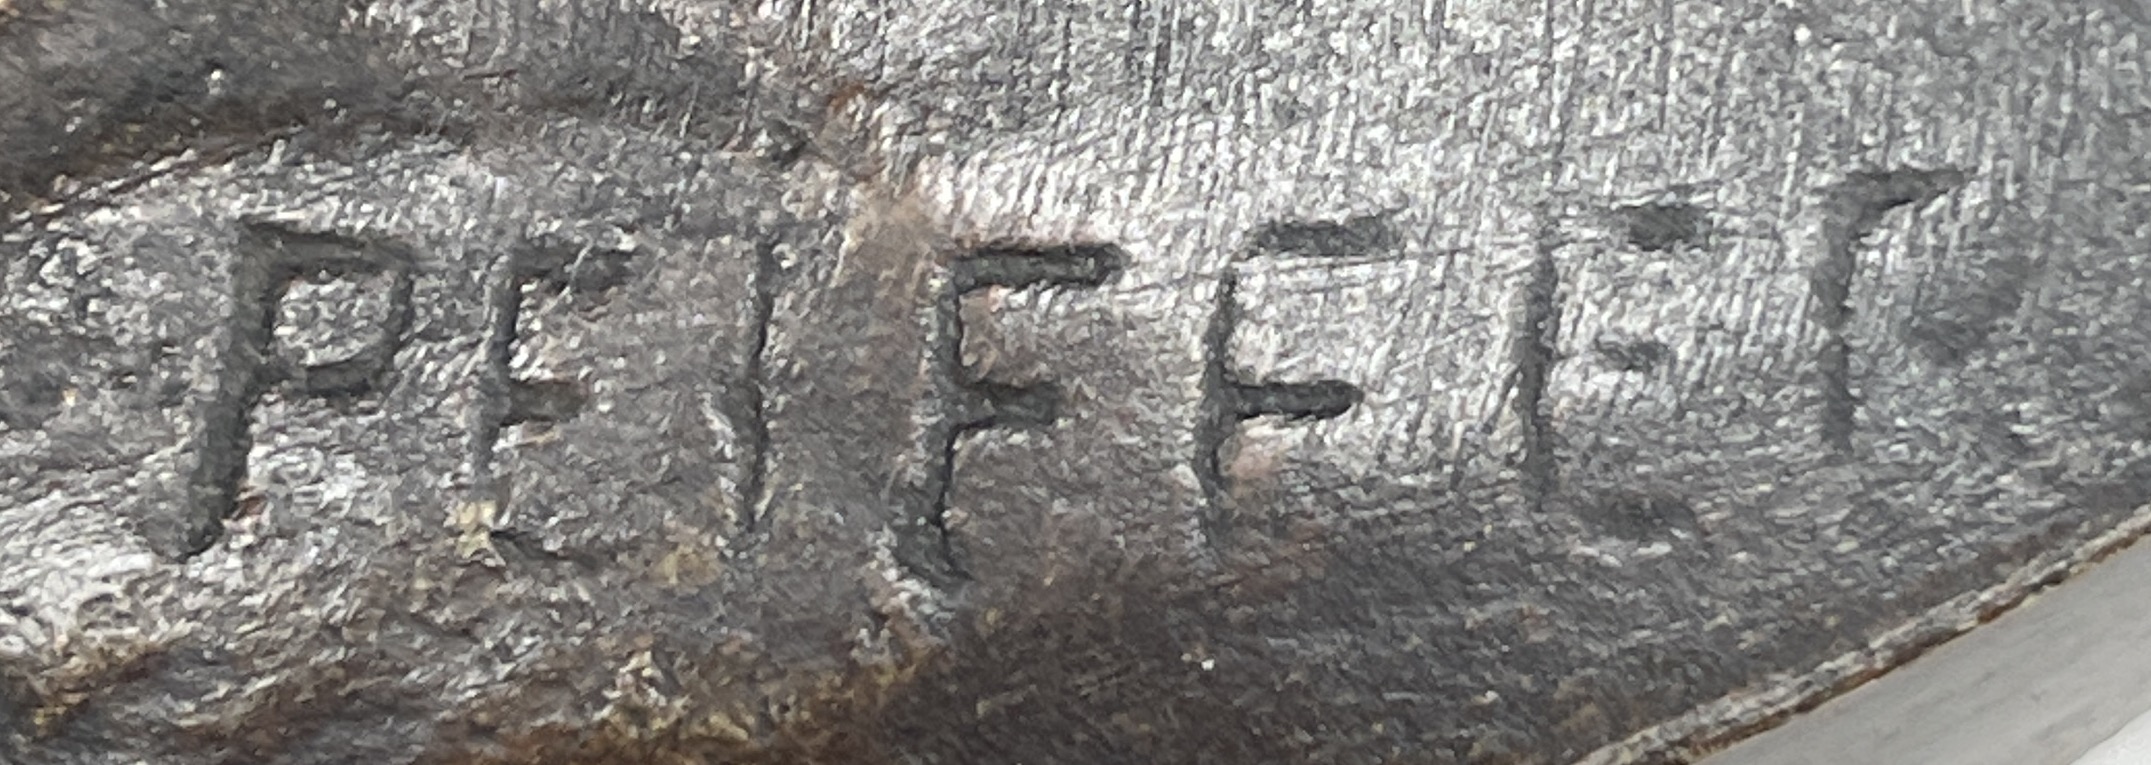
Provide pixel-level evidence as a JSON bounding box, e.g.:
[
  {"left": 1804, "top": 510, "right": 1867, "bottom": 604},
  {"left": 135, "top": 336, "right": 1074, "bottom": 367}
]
[
  {"left": 2076, "top": 708, "right": 2151, "bottom": 765},
  {"left": 1, "top": 1, "right": 2148, "bottom": 763},
  {"left": 1705, "top": 536, "right": 2151, "bottom": 765}
]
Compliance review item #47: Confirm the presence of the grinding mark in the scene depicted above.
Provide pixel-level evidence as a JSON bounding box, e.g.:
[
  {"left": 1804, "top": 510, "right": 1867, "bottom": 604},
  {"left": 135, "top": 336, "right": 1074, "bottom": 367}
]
[
  {"left": 250, "top": 227, "right": 413, "bottom": 480},
  {"left": 1538, "top": 0, "right": 1599, "bottom": 174},
  {"left": 176, "top": 222, "right": 414, "bottom": 559},
  {"left": 1616, "top": 202, "right": 1708, "bottom": 253},
  {"left": 288, "top": 267, "right": 417, "bottom": 399},
  {"left": 1195, "top": 269, "right": 1241, "bottom": 541},
  {"left": 10, "top": 126, "right": 307, "bottom": 230},
  {"left": 1594, "top": 337, "right": 1674, "bottom": 374},
  {"left": 913, "top": 278, "right": 974, "bottom": 586},
  {"left": 0, "top": 340, "right": 69, "bottom": 432},
  {"left": 1810, "top": 168, "right": 1966, "bottom": 454},
  {"left": 954, "top": 244, "right": 1124, "bottom": 292},
  {"left": 1652, "top": 0, "right": 1675, "bottom": 132},
  {"left": 1232, "top": 380, "right": 1364, "bottom": 422},
  {"left": 481, "top": 525, "right": 596, "bottom": 570},
  {"left": 1512, "top": 222, "right": 1562, "bottom": 514},
  {"left": 472, "top": 255, "right": 526, "bottom": 504},
  {"left": 1120, "top": 3, "right": 1148, "bottom": 106},
  {"left": 513, "top": 237, "right": 640, "bottom": 308},
  {"left": 920, "top": 380, "right": 1064, "bottom": 579},
  {"left": 736, "top": 240, "right": 778, "bottom": 533},
  {"left": 1511, "top": 0, "right": 1595, "bottom": 514},
  {"left": 501, "top": 380, "right": 589, "bottom": 425},
  {"left": 1132, "top": 1, "right": 1174, "bottom": 110},
  {"left": 177, "top": 239, "right": 279, "bottom": 560},
  {"left": 1246, "top": 214, "right": 1401, "bottom": 259},
  {"left": 1005, "top": 3, "right": 1042, "bottom": 127},
  {"left": 1198, "top": 262, "right": 1367, "bottom": 542},
  {"left": 905, "top": 245, "right": 1126, "bottom": 584},
  {"left": 1051, "top": 8, "right": 1076, "bottom": 126},
  {"left": 962, "top": 381, "right": 1061, "bottom": 431},
  {"left": 476, "top": 238, "right": 636, "bottom": 504}
]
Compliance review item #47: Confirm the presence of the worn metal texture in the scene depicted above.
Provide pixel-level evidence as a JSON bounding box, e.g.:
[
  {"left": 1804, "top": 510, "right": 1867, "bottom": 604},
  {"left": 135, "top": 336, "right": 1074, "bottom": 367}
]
[{"left": 1, "top": 1, "right": 2148, "bottom": 763}]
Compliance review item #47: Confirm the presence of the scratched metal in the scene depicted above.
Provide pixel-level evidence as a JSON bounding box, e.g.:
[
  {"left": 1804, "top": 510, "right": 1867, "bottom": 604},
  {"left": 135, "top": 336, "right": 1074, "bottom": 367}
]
[{"left": 1, "top": 1, "right": 2148, "bottom": 764}]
